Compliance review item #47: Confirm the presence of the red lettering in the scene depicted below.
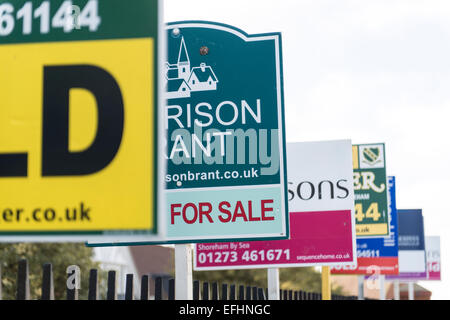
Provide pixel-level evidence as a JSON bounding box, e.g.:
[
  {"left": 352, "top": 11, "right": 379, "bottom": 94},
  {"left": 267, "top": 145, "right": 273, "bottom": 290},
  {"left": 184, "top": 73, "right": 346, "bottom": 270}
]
[
  {"left": 218, "top": 201, "right": 232, "bottom": 223},
  {"left": 232, "top": 201, "right": 248, "bottom": 222},
  {"left": 199, "top": 202, "right": 213, "bottom": 223},
  {"left": 171, "top": 203, "right": 181, "bottom": 224},
  {"left": 247, "top": 200, "right": 260, "bottom": 221},
  {"left": 261, "top": 199, "right": 274, "bottom": 221},
  {"left": 182, "top": 203, "right": 198, "bottom": 224}
]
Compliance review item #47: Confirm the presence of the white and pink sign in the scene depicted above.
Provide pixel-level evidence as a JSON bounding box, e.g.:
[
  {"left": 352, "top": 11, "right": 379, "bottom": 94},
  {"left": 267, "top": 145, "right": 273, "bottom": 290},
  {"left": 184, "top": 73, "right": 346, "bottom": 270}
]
[
  {"left": 194, "top": 140, "right": 357, "bottom": 270},
  {"left": 426, "top": 236, "right": 441, "bottom": 281}
]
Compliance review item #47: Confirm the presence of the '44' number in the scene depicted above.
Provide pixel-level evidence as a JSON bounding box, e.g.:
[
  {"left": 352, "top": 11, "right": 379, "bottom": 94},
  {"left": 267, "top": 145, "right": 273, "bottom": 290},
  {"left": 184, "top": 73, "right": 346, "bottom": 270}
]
[
  {"left": 355, "top": 202, "right": 381, "bottom": 222},
  {"left": 52, "top": 0, "right": 101, "bottom": 32}
]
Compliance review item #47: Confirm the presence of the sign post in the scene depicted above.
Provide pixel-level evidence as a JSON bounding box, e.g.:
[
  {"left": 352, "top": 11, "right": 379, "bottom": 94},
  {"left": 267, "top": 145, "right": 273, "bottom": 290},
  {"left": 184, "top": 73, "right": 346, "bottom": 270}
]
[
  {"left": 0, "top": 0, "right": 164, "bottom": 242},
  {"left": 175, "top": 244, "right": 193, "bottom": 300},
  {"left": 321, "top": 266, "right": 331, "bottom": 300},
  {"left": 393, "top": 280, "right": 400, "bottom": 300},
  {"left": 408, "top": 282, "right": 414, "bottom": 300},
  {"left": 358, "top": 276, "right": 365, "bottom": 300},
  {"left": 379, "top": 275, "right": 385, "bottom": 300},
  {"left": 267, "top": 268, "right": 280, "bottom": 300}
]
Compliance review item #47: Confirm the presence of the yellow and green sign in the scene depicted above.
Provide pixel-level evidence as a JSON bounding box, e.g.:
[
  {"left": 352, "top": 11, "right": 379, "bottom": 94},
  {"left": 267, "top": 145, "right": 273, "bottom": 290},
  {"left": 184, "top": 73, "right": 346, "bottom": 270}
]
[
  {"left": 0, "top": 0, "right": 163, "bottom": 240},
  {"left": 353, "top": 143, "right": 389, "bottom": 237}
]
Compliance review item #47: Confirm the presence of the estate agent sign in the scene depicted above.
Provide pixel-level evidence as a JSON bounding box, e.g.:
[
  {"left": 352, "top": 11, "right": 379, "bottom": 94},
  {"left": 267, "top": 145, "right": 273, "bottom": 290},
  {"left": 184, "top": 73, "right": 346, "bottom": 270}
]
[{"left": 0, "top": 0, "right": 164, "bottom": 241}]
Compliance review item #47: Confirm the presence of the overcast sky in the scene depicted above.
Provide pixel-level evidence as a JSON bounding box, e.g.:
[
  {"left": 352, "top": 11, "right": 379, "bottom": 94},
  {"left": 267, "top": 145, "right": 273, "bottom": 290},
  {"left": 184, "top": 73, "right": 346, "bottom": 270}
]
[{"left": 165, "top": 0, "right": 450, "bottom": 299}]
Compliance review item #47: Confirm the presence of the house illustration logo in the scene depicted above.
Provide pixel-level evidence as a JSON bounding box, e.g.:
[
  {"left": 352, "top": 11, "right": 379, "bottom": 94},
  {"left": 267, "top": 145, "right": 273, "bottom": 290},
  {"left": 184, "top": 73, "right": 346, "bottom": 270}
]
[{"left": 165, "top": 36, "right": 219, "bottom": 99}]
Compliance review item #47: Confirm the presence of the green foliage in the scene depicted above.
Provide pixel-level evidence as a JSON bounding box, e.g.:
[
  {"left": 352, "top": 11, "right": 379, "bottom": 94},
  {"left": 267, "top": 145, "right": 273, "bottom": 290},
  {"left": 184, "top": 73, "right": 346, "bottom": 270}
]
[
  {"left": 0, "top": 243, "right": 99, "bottom": 300},
  {"left": 193, "top": 267, "right": 346, "bottom": 295}
]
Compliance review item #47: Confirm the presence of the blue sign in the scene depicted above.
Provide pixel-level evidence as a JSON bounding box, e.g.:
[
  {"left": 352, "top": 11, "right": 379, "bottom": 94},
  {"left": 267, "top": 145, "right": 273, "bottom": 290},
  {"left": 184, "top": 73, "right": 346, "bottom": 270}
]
[
  {"left": 397, "top": 209, "right": 425, "bottom": 251},
  {"left": 357, "top": 176, "right": 398, "bottom": 258},
  {"left": 386, "top": 208, "right": 426, "bottom": 280}
]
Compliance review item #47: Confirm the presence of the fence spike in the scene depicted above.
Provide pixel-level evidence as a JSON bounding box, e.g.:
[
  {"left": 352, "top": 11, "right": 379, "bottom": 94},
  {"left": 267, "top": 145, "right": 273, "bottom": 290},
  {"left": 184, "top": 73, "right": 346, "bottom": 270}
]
[
  {"left": 41, "top": 263, "right": 54, "bottom": 300},
  {"left": 221, "top": 284, "right": 228, "bottom": 300},
  {"left": 168, "top": 278, "right": 175, "bottom": 300},
  {"left": 238, "top": 285, "right": 245, "bottom": 300},
  {"left": 4, "top": 259, "right": 358, "bottom": 302},
  {"left": 202, "top": 282, "right": 209, "bottom": 300},
  {"left": 0, "top": 265, "right": 2, "bottom": 300},
  {"left": 88, "top": 269, "right": 98, "bottom": 300},
  {"left": 229, "top": 284, "right": 236, "bottom": 300},
  {"left": 17, "top": 259, "right": 30, "bottom": 300},
  {"left": 192, "top": 280, "right": 200, "bottom": 300},
  {"left": 252, "top": 287, "right": 258, "bottom": 301},
  {"left": 193, "top": 280, "right": 200, "bottom": 300},
  {"left": 245, "top": 286, "right": 252, "bottom": 300},
  {"left": 155, "top": 277, "right": 162, "bottom": 300},
  {"left": 125, "top": 274, "right": 134, "bottom": 300},
  {"left": 211, "top": 282, "right": 218, "bottom": 300},
  {"left": 106, "top": 270, "right": 117, "bottom": 300},
  {"left": 140, "top": 275, "right": 149, "bottom": 300},
  {"left": 257, "top": 288, "right": 265, "bottom": 300}
]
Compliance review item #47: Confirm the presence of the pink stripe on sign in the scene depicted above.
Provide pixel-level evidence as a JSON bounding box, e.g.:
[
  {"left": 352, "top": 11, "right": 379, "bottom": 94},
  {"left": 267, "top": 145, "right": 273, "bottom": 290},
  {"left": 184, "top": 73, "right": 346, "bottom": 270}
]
[
  {"left": 195, "top": 210, "right": 354, "bottom": 269},
  {"left": 428, "top": 262, "right": 441, "bottom": 281}
]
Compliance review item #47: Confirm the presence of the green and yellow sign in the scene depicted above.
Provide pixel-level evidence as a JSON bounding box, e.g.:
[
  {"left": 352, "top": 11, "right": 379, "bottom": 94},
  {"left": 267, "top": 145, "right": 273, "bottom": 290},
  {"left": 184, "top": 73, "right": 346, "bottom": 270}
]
[
  {"left": 0, "top": 0, "right": 163, "bottom": 240},
  {"left": 353, "top": 143, "right": 389, "bottom": 237}
]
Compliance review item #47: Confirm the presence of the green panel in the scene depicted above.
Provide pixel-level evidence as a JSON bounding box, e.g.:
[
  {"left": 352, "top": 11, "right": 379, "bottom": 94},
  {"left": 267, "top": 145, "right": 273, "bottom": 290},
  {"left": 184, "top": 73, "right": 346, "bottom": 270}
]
[
  {"left": 354, "top": 143, "right": 390, "bottom": 237},
  {"left": 0, "top": 0, "right": 158, "bottom": 44}
]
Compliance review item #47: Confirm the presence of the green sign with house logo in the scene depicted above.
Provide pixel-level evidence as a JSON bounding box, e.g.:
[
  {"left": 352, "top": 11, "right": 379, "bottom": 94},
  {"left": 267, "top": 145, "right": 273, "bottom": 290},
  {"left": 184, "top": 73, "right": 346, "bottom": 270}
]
[
  {"left": 88, "top": 21, "right": 289, "bottom": 246},
  {"left": 352, "top": 143, "right": 390, "bottom": 237},
  {"left": 162, "top": 21, "right": 288, "bottom": 242}
]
